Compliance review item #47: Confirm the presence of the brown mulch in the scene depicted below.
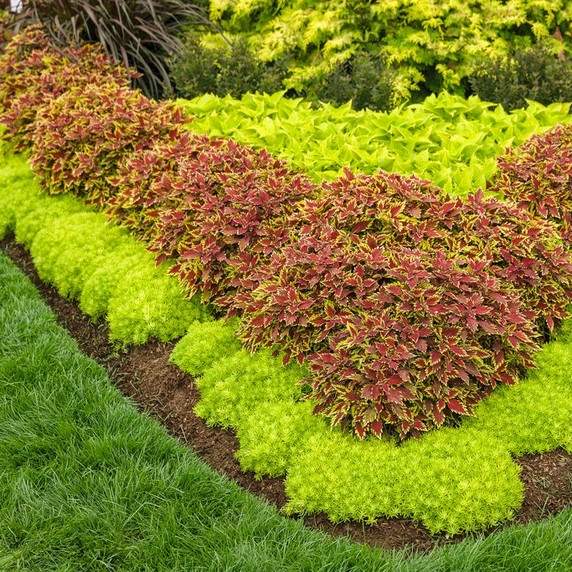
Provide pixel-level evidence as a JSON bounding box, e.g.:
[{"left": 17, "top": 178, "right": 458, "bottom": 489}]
[{"left": 2, "top": 235, "right": 570, "bottom": 554}]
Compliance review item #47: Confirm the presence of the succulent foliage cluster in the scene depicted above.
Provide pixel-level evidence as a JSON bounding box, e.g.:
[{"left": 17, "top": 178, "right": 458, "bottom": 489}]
[{"left": 0, "top": 154, "right": 207, "bottom": 344}]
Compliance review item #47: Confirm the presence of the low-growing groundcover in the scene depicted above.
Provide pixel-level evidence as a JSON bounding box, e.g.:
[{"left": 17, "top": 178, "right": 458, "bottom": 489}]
[
  {"left": 2, "top": 253, "right": 572, "bottom": 570},
  {"left": 1, "top": 152, "right": 571, "bottom": 537}
]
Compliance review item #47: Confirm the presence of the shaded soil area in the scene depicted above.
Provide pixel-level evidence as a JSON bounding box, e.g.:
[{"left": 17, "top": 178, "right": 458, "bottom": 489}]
[{"left": 2, "top": 235, "right": 571, "bottom": 554}]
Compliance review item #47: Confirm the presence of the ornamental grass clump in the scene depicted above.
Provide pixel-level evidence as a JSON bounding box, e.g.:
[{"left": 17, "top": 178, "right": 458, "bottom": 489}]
[
  {"left": 29, "top": 82, "right": 191, "bottom": 207},
  {"left": 491, "top": 123, "right": 572, "bottom": 249},
  {"left": 109, "top": 132, "right": 318, "bottom": 304},
  {"left": 0, "top": 25, "right": 129, "bottom": 150},
  {"left": 235, "top": 169, "right": 572, "bottom": 440}
]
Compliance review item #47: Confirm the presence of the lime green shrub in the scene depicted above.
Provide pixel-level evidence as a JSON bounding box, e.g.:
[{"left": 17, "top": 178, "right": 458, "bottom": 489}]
[
  {"left": 180, "top": 91, "right": 572, "bottom": 193},
  {"left": 203, "top": 0, "right": 572, "bottom": 98},
  {"left": 0, "top": 157, "right": 210, "bottom": 346}
]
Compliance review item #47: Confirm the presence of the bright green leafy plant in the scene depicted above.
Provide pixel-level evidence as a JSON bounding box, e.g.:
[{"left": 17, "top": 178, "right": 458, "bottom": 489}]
[
  {"left": 203, "top": 0, "right": 572, "bottom": 98},
  {"left": 0, "top": 156, "right": 209, "bottom": 346},
  {"left": 180, "top": 91, "right": 572, "bottom": 193}
]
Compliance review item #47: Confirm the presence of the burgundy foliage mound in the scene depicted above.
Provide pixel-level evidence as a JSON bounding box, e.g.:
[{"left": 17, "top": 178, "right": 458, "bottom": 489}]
[
  {"left": 235, "top": 170, "right": 572, "bottom": 439},
  {"left": 108, "top": 132, "right": 318, "bottom": 303},
  {"left": 29, "top": 82, "right": 190, "bottom": 207},
  {"left": 491, "top": 123, "right": 572, "bottom": 248},
  {"left": 0, "top": 25, "right": 129, "bottom": 150}
]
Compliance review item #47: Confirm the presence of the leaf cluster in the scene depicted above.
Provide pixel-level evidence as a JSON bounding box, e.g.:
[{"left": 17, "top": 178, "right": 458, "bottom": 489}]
[
  {"left": 235, "top": 171, "right": 572, "bottom": 439},
  {"left": 181, "top": 91, "right": 572, "bottom": 194},
  {"left": 108, "top": 131, "right": 317, "bottom": 304},
  {"left": 168, "top": 32, "right": 288, "bottom": 100},
  {"left": 0, "top": 25, "right": 129, "bottom": 150},
  {"left": 29, "top": 82, "right": 191, "bottom": 207},
  {"left": 491, "top": 123, "right": 572, "bottom": 248},
  {"left": 203, "top": 0, "right": 572, "bottom": 99},
  {"left": 308, "top": 51, "right": 396, "bottom": 112}
]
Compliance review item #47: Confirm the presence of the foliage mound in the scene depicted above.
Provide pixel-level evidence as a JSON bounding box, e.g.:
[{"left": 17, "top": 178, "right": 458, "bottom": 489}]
[
  {"left": 29, "top": 82, "right": 190, "bottom": 208},
  {"left": 2, "top": 22, "right": 572, "bottom": 444},
  {"left": 108, "top": 131, "right": 317, "bottom": 304},
  {"left": 0, "top": 25, "right": 129, "bottom": 150},
  {"left": 180, "top": 91, "right": 572, "bottom": 193},
  {"left": 470, "top": 42, "right": 572, "bottom": 111},
  {"left": 168, "top": 32, "right": 287, "bottom": 100},
  {"left": 235, "top": 170, "right": 572, "bottom": 439},
  {"left": 309, "top": 51, "right": 395, "bottom": 112},
  {"left": 0, "top": 155, "right": 208, "bottom": 345},
  {"left": 491, "top": 123, "right": 572, "bottom": 248}
]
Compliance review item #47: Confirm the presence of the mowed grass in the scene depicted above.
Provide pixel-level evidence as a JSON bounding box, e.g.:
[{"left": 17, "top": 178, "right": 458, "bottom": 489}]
[{"left": 0, "top": 251, "right": 571, "bottom": 571}]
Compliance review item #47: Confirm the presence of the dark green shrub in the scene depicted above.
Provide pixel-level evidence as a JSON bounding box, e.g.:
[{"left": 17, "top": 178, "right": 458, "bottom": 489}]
[
  {"left": 310, "top": 51, "right": 396, "bottom": 112},
  {"left": 168, "top": 33, "right": 288, "bottom": 99},
  {"left": 469, "top": 42, "right": 572, "bottom": 111}
]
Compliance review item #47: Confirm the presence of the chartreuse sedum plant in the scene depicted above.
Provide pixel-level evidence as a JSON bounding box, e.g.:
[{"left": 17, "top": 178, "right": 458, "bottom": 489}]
[
  {"left": 9, "top": 0, "right": 221, "bottom": 98},
  {"left": 235, "top": 170, "right": 572, "bottom": 440},
  {"left": 0, "top": 25, "right": 129, "bottom": 150},
  {"left": 0, "top": 153, "right": 209, "bottom": 345}
]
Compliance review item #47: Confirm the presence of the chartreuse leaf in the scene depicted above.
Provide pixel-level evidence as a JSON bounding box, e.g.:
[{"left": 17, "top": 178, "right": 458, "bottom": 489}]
[{"left": 180, "top": 91, "right": 572, "bottom": 195}]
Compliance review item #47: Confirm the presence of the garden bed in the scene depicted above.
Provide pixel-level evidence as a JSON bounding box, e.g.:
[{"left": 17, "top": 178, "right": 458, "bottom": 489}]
[{"left": 2, "top": 234, "right": 569, "bottom": 554}]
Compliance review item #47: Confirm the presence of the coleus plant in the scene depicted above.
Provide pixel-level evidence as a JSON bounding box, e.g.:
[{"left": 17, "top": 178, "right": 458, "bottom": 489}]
[
  {"left": 29, "top": 82, "right": 191, "bottom": 207},
  {"left": 0, "top": 25, "right": 129, "bottom": 150},
  {"left": 108, "top": 131, "right": 318, "bottom": 303},
  {"left": 234, "top": 169, "right": 572, "bottom": 439},
  {"left": 490, "top": 123, "right": 572, "bottom": 249}
]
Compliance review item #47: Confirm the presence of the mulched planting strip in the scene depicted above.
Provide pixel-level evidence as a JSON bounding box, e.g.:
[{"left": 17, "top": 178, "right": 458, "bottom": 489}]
[{"left": 2, "top": 234, "right": 570, "bottom": 554}]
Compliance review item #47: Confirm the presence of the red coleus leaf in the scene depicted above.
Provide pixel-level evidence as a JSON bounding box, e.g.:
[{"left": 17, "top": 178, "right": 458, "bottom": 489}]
[{"left": 447, "top": 399, "right": 468, "bottom": 415}]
